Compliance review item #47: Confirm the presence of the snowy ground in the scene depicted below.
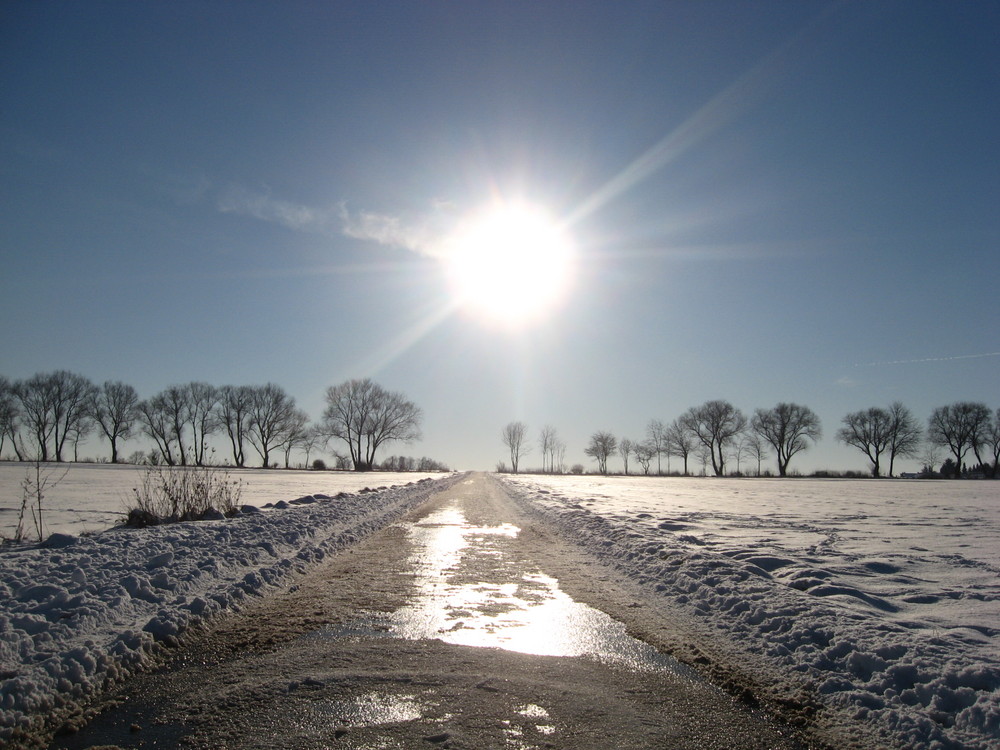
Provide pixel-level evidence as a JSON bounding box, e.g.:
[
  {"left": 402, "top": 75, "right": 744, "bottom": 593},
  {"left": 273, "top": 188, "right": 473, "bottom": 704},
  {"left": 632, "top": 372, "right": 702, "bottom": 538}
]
[
  {"left": 501, "top": 474, "right": 1000, "bottom": 749},
  {"left": 2, "top": 469, "right": 998, "bottom": 748},
  {"left": 0, "top": 462, "right": 448, "bottom": 539},
  {"left": 0, "top": 470, "right": 462, "bottom": 745}
]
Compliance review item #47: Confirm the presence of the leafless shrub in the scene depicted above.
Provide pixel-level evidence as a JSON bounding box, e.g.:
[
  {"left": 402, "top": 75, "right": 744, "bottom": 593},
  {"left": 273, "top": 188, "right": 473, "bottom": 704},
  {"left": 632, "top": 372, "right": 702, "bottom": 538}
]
[
  {"left": 124, "top": 463, "right": 242, "bottom": 527},
  {"left": 9, "top": 460, "right": 69, "bottom": 543}
]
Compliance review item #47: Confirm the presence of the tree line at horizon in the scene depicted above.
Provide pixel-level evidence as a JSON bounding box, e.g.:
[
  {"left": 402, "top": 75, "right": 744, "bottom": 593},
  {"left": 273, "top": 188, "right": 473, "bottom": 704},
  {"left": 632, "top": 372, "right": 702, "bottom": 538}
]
[
  {"left": 501, "top": 399, "right": 1000, "bottom": 480},
  {"left": 0, "top": 372, "right": 439, "bottom": 472}
]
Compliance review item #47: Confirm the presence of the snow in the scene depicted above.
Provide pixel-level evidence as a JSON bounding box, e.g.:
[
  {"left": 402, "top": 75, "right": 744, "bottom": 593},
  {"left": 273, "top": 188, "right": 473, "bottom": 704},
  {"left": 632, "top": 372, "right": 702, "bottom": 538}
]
[
  {"left": 501, "top": 474, "right": 1000, "bottom": 749},
  {"left": 3, "top": 468, "right": 998, "bottom": 748},
  {"left": 0, "top": 469, "right": 462, "bottom": 745},
  {"left": 0, "top": 463, "right": 449, "bottom": 539}
]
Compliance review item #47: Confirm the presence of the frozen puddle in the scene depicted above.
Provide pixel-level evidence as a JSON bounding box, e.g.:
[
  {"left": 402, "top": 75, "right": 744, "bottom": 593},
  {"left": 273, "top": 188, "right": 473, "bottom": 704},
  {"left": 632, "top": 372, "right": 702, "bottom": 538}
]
[{"left": 383, "top": 505, "right": 700, "bottom": 678}]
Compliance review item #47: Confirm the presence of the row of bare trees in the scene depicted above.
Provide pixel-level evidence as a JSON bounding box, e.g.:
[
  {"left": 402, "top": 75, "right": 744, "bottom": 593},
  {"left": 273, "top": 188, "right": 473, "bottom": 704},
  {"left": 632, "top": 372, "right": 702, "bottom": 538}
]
[
  {"left": 926, "top": 403, "right": 1000, "bottom": 478},
  {"left": 505, "top": 399, "right": 1000, "bottom": 479},
  {"left": 834, "top": 401, "right": 1000, "bottom": 478},
  {"left": 500, "top": 421, "right": 568, "bottom": 475},
  {"left": 1, "top": 373, "right": 425, "bottom": 471},
  {"left": 136, "top": 382, "right": 310, "bottom": 468},
  {"left": 576, "top": 401, "right": 822, "bottom": 478}
]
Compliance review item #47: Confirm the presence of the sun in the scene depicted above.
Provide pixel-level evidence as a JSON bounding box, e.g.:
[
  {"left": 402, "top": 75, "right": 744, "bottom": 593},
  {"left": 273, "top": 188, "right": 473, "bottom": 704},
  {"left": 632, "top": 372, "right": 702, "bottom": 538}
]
[{"left": 442, "top": 201, "right": 575, "bottom": 327}]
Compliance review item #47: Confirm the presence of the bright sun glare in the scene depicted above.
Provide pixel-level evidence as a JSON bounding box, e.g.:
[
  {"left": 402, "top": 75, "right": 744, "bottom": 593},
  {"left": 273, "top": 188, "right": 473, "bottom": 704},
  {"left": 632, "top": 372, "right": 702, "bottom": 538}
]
[{"left": 443, "top": 202, "right": 575, "bottom": 327}]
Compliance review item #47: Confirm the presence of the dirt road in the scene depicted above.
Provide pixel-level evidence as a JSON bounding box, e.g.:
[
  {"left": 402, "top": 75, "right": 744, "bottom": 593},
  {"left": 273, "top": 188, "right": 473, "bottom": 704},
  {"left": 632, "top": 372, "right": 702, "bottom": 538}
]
[{"left": 50, "top": 473, "right": 823, "bottom": 749}]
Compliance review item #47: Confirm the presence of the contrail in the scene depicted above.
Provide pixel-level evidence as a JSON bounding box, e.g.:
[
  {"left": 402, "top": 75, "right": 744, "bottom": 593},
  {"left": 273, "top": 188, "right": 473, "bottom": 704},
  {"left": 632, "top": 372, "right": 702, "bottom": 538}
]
[{"left": 855, "top": 352, "right": 1000, "bottom": 367}]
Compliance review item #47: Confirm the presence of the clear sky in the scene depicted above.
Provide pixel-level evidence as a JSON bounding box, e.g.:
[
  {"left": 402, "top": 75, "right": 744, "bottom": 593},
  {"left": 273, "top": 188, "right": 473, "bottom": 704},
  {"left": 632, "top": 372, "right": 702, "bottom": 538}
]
[{"left": 2, "top": 1, "right": 998, "bottom": 473}]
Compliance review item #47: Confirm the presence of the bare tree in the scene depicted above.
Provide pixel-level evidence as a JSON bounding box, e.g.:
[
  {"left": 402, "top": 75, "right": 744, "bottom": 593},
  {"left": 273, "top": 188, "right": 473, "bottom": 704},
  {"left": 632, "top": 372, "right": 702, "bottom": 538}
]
[
  {"left": 280, "top": 409, "right": 311, "bottom": 468},
  {"left": 837, "top": 407, "right": 892, "bottom": 478},
  {"left": 729, "top": 434, "right": 749, "bottom": 476},
  {"left": 918, "top": 445, "right": 943, "bottom": 476},
  {"left": 14, "top": 374, "right": 58, "bottom": 460},
  {"left": 90, "top": 381, "right": 139, "bottom": 463},
  {"left": 665, "top": 418, "right": 695, "bottom": 476},
  {"left": 300, "top": 426, "right": 324, "bottom": 469},
  {"left": 68, "top": 416, "right": 94, "bottom": 462},
  {"left": 153, "top": 385, "right": 191, "bottom": 465},
  {"left": 138, "top": 395, "right": 178, "bottom": 466},
  {"left": 696, "top": 445, "right": 711, "bottom": 476},
  {"left": 968, "top": 405, "right": 993, "bottom": 470},
  {"left": 13, "top": 371, "right": 97, "bottom": 462},
  {"left": 886, "top": 402, "right": 922, "bottom": 477},
  {"left": 928, "top": 402, "right": 992, "bottom": 478},
  {"left": 986, "top": 408, "right": 1000, "bottom": 479},
  {"left": 247, "top": 383, "right": 301, "bottom": 468},
  {"left": 619, "top": 438, "right": 634, "bottom": 475},
  {"left": 584, "top": 431, "right": 617, "bottom": 475},
  {"left": 54, "top": 372, "right": 98, "bottom": 462},
  {"left": 321, "top": 379, "right": 422, "bottom": 471},
  {"left": 634, "top": 441, "right": 655, "bottom": 475},
  {"left": 218, "top": 385, "right": 254, "bottom": 467},
  {"left": 680, "top": 400, "right": 747, "bottom": 477},
  {"left": 646, "top": 419, "right": 667, "bottom": 475},
  {"left": 751, "top": 402, "right": 821, "bottom": 477},
  {"left": 501, "top": 421, "right": 529, "bottom": 474},
  {"left": 0, "top": 377, "right": 25, "bottom": 460},
  {"left": 186, "top": 382, "right": 219, "bottom": 466},
  {"left": 554, "top": 439, "right": 566, "bottom": 474},
  {"left": 746, "top": 433, "right": 769, "bottom": 476},
  {"left": 539, "top": 425, "right": 558, "bottom": 473}
]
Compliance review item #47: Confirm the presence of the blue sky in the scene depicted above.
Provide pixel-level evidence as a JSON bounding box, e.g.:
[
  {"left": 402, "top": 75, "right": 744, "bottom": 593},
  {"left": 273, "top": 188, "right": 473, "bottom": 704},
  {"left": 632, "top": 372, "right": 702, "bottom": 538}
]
[{"left": 2, "top": 1, "right": 998, "bottom": 472}]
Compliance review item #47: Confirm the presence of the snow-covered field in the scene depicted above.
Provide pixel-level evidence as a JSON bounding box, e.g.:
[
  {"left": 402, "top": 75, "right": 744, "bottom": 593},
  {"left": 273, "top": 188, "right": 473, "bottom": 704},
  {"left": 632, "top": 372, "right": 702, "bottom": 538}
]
[
  {"left": 2, "top": 468, "right": 998, "bottom": 748},
  {"left": 502, "top": 474, "right": 1000, "bottom": 749},
  {"left": 0, "top": 462, "right": 448, "bottom": 539},
  {"left": 0, "top": 469, "right": 462, "bottom": 745}
]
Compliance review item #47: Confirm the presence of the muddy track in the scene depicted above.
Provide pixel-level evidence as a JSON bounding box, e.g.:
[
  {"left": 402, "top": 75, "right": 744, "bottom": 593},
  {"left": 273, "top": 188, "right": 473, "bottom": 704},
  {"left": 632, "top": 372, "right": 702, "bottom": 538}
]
[{"left": 49, "top": 473, "right": 829, "bottom": 749}]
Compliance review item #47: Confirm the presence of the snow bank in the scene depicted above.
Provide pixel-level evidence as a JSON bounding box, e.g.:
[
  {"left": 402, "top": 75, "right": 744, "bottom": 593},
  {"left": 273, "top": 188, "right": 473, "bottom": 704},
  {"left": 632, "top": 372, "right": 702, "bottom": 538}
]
[
  {"left": 503, "top": 475, "right": 1000, "bottom": 750},
  {"left": 0, "top": 473, "right": 461, "bottom": 745}
]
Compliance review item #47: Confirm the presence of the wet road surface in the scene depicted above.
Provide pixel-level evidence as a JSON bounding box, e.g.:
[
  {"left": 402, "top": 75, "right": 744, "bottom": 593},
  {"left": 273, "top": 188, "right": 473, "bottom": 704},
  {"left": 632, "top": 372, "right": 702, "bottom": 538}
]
[{"left": 50, "top": 473, "right": 819, "bottom": 749}]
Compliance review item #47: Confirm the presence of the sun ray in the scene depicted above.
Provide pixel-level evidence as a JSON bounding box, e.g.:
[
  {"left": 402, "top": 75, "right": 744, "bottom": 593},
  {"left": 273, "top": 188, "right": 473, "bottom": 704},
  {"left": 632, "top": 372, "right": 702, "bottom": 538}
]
[
  {"left": 567, "top": 3, "right": 840, "bottom": 227},
  {"left": 345, "top": 299, "right": 458, "bottom": 378}
]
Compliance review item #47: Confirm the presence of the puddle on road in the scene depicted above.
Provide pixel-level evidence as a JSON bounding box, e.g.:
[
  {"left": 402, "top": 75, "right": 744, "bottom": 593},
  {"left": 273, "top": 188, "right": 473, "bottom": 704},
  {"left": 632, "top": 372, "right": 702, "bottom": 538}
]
[
  {"left": 301, "top": 502, "right": 702, "bottom": 739},
  {"left": 383, "top": 504, "right": 699, "bottom": 678},
  {"left": 325, "top": 691, "right": 427, "bottom": 727}
]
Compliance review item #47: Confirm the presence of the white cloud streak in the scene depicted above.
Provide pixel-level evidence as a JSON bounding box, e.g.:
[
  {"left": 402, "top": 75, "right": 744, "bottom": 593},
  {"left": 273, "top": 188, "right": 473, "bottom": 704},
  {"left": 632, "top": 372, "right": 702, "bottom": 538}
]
[
  {"left": 217, "top": 185, "right": 338, "bottom": 235},
  {"left": 216, "top": 184, "right": 453, "bottom": 258},
  {"left": 854, "top": 352, "right": 1000, "bottom": 368},
  {"left": 338, "top": 204, "right": 446, "bottom": 257}
]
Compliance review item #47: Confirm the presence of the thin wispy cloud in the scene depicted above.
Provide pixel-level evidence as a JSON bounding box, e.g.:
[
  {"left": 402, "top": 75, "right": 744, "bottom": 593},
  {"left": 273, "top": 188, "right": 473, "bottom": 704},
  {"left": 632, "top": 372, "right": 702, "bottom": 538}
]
[
  {"left": 217, "top": 185, "right": 338, "bottom": 235},
  {"left": 338, "top": 204, "right": 447, "bottom": 257},
  {"left": 855, "top": 352, "right": 1000, "bottom": 368},
  {"left": 215, "top": 184, "right": 454, "bottom": 257}
]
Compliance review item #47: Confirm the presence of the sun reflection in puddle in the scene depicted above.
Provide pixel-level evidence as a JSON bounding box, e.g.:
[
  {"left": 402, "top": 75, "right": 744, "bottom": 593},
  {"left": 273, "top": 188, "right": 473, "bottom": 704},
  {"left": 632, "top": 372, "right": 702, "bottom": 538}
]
[
  {"left": 386, "top": 505, "right": 698, "bottom": 678},
  {"left": 326, "top": 691, "right": 426, "bottom": 727}
]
